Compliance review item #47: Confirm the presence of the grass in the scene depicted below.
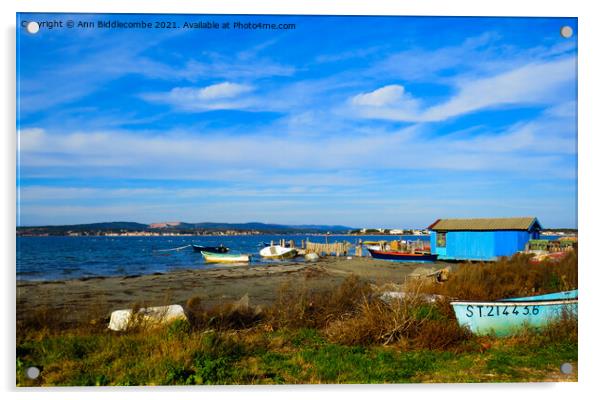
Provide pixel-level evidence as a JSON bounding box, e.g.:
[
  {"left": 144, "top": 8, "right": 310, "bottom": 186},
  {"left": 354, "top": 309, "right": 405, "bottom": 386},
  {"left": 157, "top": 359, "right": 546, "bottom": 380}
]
[
  {"left": 16, "top": 252, "right": 578, "bottom": 385},
  {"left": 16, "top": 325, "right": 577, "bottom": 385}
]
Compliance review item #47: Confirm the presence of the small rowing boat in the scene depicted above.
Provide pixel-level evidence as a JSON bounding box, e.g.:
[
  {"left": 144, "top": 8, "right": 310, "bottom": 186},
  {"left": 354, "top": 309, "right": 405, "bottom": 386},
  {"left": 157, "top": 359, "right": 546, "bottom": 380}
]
[
  {"left": 259, "top": 245, "right": 297, "bottom": 259},
  {"left": 200, "top": 251, "right": 250, "bottom": 263},
  {"left": 367, "top": 249, "right": 437, "bottom": 262},
  {"left": 362, "top": 241, "right": 384, "bottom": 251},
  {"left": 450, "top": 289, "right": 578, "bottom": 336},
  {"left": 192, "top": 244, "right": 229, "bottom": 253}
]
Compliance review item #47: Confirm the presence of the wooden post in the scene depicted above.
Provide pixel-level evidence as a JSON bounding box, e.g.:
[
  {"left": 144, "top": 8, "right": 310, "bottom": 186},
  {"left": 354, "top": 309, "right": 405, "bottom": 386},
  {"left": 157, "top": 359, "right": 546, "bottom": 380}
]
[
  {"left": 355, "top": 245, "right": 362, "bottom": 257},
  {"left": 289, "top": 240, "right": 295, "bottom": 248},
  {"left": 270, "top": 240, "right": 274, "bottom": 246}
]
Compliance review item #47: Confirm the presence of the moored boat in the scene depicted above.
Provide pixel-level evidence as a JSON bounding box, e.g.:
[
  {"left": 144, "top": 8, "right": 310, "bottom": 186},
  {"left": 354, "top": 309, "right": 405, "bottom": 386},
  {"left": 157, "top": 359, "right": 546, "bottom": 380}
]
[
  {"left": 259, "top": 245, "right": 298, "bottom": 259},
  {"left": 450, "top": 289, "right": 578, "bottom": 336},
  {"left": 192, "top": 244, "right": 229, "bottom": 253},
  {"left": 362, "top": 241, "right": 384, "bottom": 251},
  {"left": 367, "top": 249, "right": 438, "bottom": 262},
  {"left": 200, "top": 251, "right": 250, "bottom": 263}
]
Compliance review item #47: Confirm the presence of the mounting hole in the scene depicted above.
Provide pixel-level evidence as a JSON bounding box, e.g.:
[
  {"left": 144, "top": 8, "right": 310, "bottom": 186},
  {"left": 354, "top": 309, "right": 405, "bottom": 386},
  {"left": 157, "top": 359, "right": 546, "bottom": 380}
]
[
  {"left": 560, "top": 362, "right": 573, "bottom": 374},
  {"left": 26, "top": 366, "right": 40, "bottom": 379},
  {"left": 26, "top": 21, "right": 40, "bottom": 34},
  {"left": 560, "top": 26, "right": 573, "bottom": 39}
]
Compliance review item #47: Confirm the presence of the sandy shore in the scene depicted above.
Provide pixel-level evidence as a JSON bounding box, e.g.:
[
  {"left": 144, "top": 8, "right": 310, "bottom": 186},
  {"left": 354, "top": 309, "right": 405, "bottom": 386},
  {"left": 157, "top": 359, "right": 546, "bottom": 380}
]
[{"left": 17, "top": 257, "right": 451, "bottom": 325}]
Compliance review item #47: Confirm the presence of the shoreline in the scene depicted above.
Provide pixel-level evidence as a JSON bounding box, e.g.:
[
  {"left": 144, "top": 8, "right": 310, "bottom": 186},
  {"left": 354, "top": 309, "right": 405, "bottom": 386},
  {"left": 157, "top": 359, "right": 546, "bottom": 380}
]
[
  {"left": 16, "top": 233, "right": 434, "bottom": 238},
  {"left": 17, "top": 257, "right": 449, "bottom": 326}
]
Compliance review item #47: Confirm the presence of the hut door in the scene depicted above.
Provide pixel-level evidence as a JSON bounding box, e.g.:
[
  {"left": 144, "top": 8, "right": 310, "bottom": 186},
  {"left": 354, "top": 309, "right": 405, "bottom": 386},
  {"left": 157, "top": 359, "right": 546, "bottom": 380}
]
[{"left": 436, "top": 232, "right": 447, "bottom": 248}]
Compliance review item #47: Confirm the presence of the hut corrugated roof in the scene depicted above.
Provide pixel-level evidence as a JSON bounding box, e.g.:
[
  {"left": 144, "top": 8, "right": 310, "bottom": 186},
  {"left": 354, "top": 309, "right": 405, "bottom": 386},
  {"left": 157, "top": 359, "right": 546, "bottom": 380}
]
[{"left": 428, "top": 217, "right": 541, "bottom": 231}]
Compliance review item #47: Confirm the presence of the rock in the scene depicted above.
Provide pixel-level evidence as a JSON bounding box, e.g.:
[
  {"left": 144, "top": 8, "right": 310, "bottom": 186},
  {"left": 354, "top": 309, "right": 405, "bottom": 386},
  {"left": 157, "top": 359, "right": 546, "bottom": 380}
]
[
  {"left": 372, "top": 282, "right": 405, "bottom": 293},
  {"left": 231, "top": 293, "right": 250, "bottom": 312},
  {"left": 437, "top": 267, "right": 450, "bottom": 282},
  {"left": 108, "top": 304, "right": 187, "bottom": 331},
  {"left": 304, "top": 253, "right": 320, "bottom": 262},
  {"left": 408, "top": 266, "right": 437, "bottom": 278},
  {"left": 380, "top": 291, "right": 445, "bottom": 303}
]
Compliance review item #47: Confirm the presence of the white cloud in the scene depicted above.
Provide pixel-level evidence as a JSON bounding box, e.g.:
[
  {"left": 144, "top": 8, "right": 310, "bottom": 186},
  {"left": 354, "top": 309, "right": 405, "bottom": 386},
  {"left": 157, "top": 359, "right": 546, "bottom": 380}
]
[
  {"left": 350, "top": 84, "right": 422, "bottom": 121},
  {"left": 19, "top": 186, "right": 165, "bottom": 201},
  {"left": 143, "top": 82, "right": 255, "bottom": 111},
  {"left": 350, "top": 57, "right": 576, "bottom": 123},
  {"left": 352, "top": 85, "right": 407, "bottom": 107},
  {"left": 19, "top": 34, "right": 294, "bottom": 114},
  {"left": 373, "top": 32, "right": 501, "bottom": 82},
  {"left": 422, "top": 57, "right": 576, "bottom": 121},
  {"left": 190, "top": 82, "right": 253, "bottom": 100},
  {"left": 18, "top": 111, "right": 575, "bottom": 182}
]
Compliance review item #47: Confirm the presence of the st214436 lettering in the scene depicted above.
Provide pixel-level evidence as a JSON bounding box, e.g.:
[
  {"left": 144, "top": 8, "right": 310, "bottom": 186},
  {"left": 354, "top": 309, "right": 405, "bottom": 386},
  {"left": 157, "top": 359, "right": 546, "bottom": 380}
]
[{"left": 465, "top": 304, "right": 540, "bottom": 318}]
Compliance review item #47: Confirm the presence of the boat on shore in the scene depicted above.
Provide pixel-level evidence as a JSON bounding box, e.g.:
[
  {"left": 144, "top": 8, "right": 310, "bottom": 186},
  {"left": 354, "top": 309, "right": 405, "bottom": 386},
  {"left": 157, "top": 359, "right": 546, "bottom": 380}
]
[
  {"left": 450, "top": 289, "right": 578, "bottom": 336},
  {"left": 367, "top": 249, "right": 438, "bottom": 262},
  {"left": 362, "top": 241, "right": 384, "bottom": 251},
  {"left": 259, "top": 245, "right": 298, "bottom": 259},
  {"left": 200, "top": 251, "right": 250, "bottom": 263},
  {"left": 192, "top": 244, "right": 229, "bottom": 253}
]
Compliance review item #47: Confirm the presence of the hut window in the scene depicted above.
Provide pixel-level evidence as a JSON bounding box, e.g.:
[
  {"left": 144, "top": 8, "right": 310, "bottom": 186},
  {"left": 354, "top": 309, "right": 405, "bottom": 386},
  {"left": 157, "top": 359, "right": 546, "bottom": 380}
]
[{"left": 436, "top": 232, "right": 447, "bottom": 247}]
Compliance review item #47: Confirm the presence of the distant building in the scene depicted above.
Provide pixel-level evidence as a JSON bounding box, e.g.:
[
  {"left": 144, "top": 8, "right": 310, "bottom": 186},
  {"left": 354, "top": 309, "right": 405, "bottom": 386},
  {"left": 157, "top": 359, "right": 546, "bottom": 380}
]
[{"left": 428, "top": 217, "right": 542, "bottom": 261}]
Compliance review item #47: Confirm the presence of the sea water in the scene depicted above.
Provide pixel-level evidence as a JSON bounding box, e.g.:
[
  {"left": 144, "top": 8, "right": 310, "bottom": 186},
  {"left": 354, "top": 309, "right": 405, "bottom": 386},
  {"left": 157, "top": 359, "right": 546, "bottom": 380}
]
[
  {"left": 16, "top": 234, "right": 428, "bottom": 281},
  {"left": 16, "top": 234, "right": 561, "bottom": 281}
]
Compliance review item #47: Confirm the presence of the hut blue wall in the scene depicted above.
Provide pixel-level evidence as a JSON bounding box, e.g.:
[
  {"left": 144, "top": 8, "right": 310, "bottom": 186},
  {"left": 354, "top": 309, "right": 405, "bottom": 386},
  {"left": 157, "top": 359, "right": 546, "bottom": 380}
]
[{"left": 430, "top": 230, "right": 534, "bottom": 261}]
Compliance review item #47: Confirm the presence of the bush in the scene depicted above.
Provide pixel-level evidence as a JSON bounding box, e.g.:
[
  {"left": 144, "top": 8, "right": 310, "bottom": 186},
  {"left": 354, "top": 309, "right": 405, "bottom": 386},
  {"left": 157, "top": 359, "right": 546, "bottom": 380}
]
[
  {"left": 324, "top": 289, "right": 470, "bottom": 349},
  {"left": 425, "top": 251, "right": 577, "bottom": 300},
  {"left": 266, "top": 275, "right": 372, "bottom": 330},
  {"left": 184, "top": 296, "right": 263, "bottom": 331}
]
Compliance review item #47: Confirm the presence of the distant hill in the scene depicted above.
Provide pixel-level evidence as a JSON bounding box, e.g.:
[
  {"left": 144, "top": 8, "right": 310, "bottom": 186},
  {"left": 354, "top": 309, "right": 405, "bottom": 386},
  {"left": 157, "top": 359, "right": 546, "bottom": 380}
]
[
  {"left": 288, "top": 224, "right": 354, "bottom": 232},
  {"left": 17, "top": 221, "right": 355, "bottom": 235},
  {"left": 178, "top": 222, "right": 353, "bottom": 233},
  {"left": 18, "top": 221, "right": 148, "bottom": 233}
]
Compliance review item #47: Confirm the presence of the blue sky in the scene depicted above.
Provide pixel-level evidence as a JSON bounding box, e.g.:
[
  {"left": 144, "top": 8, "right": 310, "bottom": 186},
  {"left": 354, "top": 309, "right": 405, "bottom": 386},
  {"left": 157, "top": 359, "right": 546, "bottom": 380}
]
[{"left": 16, "top": 14, "right": 577, "bottom": 228}]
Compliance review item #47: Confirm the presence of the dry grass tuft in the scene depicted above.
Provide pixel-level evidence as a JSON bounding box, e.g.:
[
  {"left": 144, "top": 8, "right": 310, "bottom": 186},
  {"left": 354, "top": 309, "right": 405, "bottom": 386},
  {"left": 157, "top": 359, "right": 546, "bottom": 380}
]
[
  {"left": 324, "top": 287, "right": 469, "bottom": 349},
  {"left": 424, "top": 251, "right": 577, "bottom": 300},
  {"left": 184, "top": 296, "right": 263, "bottom": 331},
  {"left": 266, "top": 275, "right": 372, "bottom": 329},
  {"left": 513, "top": 308, "right": 578, "bottom": 346},
  {"left": 17, "top": 305, "right": 70, "bottom": 335}
]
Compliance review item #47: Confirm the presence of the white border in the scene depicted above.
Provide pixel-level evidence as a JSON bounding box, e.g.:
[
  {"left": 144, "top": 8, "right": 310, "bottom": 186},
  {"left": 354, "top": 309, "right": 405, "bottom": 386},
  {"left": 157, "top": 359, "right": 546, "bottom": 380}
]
[{"left": 3, "top": 1, "right": 599, "bottom": 400}]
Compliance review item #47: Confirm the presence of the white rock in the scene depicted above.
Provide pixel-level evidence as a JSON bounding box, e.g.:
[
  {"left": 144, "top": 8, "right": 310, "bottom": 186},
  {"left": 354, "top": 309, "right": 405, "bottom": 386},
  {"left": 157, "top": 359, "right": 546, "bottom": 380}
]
[
  {"left": 304, "top": 253, "right": 320, "bottom": 262},
  {"left": 108, "top": 304, "right": 187, "bottom": 331},
  {"left": 380, "top": 291, "right": 444, "bottom": 303}
]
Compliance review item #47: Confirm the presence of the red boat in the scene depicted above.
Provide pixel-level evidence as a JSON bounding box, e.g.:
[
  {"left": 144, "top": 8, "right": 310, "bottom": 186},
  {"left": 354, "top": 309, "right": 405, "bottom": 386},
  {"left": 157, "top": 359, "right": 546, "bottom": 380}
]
[{"left": 368, "top": 249, "right": 438, "bottom": 262}]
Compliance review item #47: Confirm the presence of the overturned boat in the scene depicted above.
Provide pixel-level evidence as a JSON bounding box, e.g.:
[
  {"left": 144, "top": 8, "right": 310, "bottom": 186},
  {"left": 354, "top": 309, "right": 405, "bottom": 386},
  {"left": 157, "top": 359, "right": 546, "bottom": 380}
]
[
  {"left": 259, "top": 245, "right": 298, "bottom": 259},
  {"left": 450, "top": 289, "right": 578, "bottom": 336}
]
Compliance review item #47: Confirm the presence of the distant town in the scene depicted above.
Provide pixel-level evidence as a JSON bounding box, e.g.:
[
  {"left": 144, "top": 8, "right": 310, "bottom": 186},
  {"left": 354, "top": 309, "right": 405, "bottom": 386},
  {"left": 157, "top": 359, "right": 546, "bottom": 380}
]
[{"left": 15, "top": 221, "right": 577, "bottom": 237}]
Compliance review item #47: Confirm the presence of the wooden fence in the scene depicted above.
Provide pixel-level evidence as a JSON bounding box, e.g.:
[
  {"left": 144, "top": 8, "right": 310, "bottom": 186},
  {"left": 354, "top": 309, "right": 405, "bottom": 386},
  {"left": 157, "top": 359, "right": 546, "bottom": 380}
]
[{"left": 305, "top": 240, "right": 353, "bottom": 256}]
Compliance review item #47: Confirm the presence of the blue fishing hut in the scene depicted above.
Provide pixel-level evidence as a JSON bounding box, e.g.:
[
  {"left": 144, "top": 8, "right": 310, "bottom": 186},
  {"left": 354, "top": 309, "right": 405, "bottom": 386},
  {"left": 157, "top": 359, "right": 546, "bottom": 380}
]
[{"left": 428, "top": 217, "right": 542, "bottom": 261}]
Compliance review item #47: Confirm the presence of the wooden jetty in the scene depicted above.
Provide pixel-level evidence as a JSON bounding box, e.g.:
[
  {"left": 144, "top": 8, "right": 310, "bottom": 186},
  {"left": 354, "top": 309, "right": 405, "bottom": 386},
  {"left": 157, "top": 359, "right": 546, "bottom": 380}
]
[{"left": 268, "top": 237, "right": 431, "bottom": 258}]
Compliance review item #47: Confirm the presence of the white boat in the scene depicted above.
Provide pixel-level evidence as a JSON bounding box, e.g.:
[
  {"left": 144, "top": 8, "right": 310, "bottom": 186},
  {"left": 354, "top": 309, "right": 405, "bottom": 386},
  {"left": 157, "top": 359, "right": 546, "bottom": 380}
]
[
  {"left": 259, "top": 245, "right": 298, "bottom": 259},
  {"left": 201, "top": 251, "right": 250, "bottom": 263}
]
